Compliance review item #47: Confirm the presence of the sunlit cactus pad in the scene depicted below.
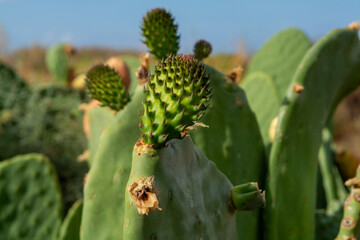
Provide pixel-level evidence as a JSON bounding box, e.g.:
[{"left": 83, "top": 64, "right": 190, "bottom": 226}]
[
  {"left": 140, "top": 54, "right": 211, "bottom": 148},
  {"left": 0, "top": 154, "right": 62, "bottom": 240},
  {"left": 141, "top": 8, "right": 180, "bottom": 60},
  {"left": 86, "top": 64, "right": 130, "bottom": 111}
]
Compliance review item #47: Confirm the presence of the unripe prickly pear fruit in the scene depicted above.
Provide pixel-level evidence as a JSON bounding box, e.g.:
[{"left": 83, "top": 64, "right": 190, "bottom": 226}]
[
  {"left": 193, "top": 39, "right": 212, "bottom": 60},
  {"left": 141, "top": 8, "right": 180, "bottom": 60},
  {"left": 105, "top": 57, "right": 131, "bottom": 91},
  {"left": 139, "top": 54, "right": 211, "bottom": 148},
  {"left": 86, "top": 64, "right": 130, "bottom": 111}
]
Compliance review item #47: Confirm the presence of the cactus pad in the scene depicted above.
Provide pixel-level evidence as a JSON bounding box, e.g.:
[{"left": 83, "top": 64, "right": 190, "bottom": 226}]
[
  {"left": 59, "top": 199, "right": 83, "bottom": 240},
  {"left": 140, "top": 54, "right": 211, "bottom": 148},
  {"left": 190, "top": 65, "right": 266, "bottom": 240},
  {"left": 0, "top": 154, "right": 62, "bottom": 240},
  {"left": 123, "top": 136, "right": 237, "bottom": 239},
  {"left": 45, "top": 44, "right": 71, "bottom": 83},
  {"left": 267, "top": 28, "right": 360, "bottom": 240},
  {"left": 245, "top": 28, "right": 311, "bottom": 99},
  {"left": 86, "top": 64, "right": 130, "bottom": 111},
  {"left": 241, "top": 71, "right": 281, "bottom": 148},
  {"left": 141, "top": 8, "right": 180, "bottom": 60},
  {"left": 81, "top": 86, "right": 144, "bottom": 240},
  {"left": 193, "top": 39, "right": 212, "bottom": 60}
]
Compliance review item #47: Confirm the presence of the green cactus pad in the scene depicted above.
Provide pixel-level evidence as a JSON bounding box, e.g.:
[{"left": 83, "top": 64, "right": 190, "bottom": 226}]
[
  {"left": 267, "top": 28, "right": 360, "bottom": 240},
  {"left": 193, "top": 39, "right": 212, "bottom": 60},
  {"left": 245, "top": 28, "right": 311, "bottom": 99},
  {"left": 241, "top": 71, "right": 281, "bottom": 148},
  {"left": 59, "top": 199, "right": 83, "bottom": 240},
  {"left": 0, "top": 154, "right": 62, "bottom": 240},
  {"left": 190, "top": 65, "right": 266, "bottom": 240},
  {"left": 123, "top": 136, "right": 237, "bottom": 239},
  {"left": 86, "top": 64, "right": 130, "bottom": 111},
  {"left": 141, "top": 8, "right": 180, "bottom": 60},
  {"left": 45, "top": 44, "right": 70, "bottom": 83},
  {"left": 81, "top": 86, "right": 144, "bottom": 240},
  {"left": 140, "top": 55, "right": 211, "bottom": 148},
  {"left": 87, "top": 106, "right": 116, "bottom": 166}
]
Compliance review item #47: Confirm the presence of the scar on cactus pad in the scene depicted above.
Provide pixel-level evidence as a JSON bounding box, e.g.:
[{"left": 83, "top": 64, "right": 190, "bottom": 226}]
[
  {"left": 141, "top": 8, "right": 180, "bottom": 60},
  {"left": 128, "top": 175, "right": 161, "bottom": 215},
  {"left": 139, "top": 54, "right": 212, "bottom": 148},
  {"left": 193, "top": 39, "right": 212, "bottom": 60},
  {"left": 86, "top": 64, "right": 130, "bottom": 111}
]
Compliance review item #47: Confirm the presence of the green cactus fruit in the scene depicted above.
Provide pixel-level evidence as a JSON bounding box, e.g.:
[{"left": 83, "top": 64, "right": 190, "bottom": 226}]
[
  {"left": 81, "top": 85, "right": 144, "bottom": 240},
  {"left": 140, "top": 54, "right": 211, "bottom": 148},
  {"left": 335, "top": 165, "right": 360, "bottom": 240},
  {"left": 45, "top": 44, "right": 73, "bottom": 84},
  {"left": 267, "top": 28, "right": 360, "bottom": 240},
  {"left": 86, "top": 64, "right": 130, "bottom": 111},
  {"left": 241, "top": 71, "right": 281, "bottom": 149},
  {"left": 0, "top": 154, "right": 62, "bottom": 240},
  {"left": 0, "top": 62, "right": 30, "bottom": 159},
  {"left": 59, "top": 199, "right": 83, "bottom": 240},
  {"left": 245, "top": 28, "right": 311, "bottom": 99},
  {"left": 124, "top": 136, "right": 262, "bottom": 239},
  {"left": 193, "top": 39, "right": 212, "bottom": 60},
  {"left": 190, "top": 65, "right": 266, "bottom": 240},
  {"left": 141, "top": 8, "right": 180, "bottom": 60}
]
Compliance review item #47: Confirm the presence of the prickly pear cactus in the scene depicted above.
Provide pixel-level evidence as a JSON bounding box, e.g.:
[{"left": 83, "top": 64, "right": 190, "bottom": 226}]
[
  {"left": 123, "top": 54, "right": 264, "bottom": 239},
  {"left": 45, "top": 44, "right": 73, "bottom": 84},
  {"left": 123, "top": 137, "right": 238, "bottom": 239},
  {"left": 267, "top": 28, "right": 360, "bottom": 240},
  {"left": 85, "top": 56, "right": 141, "bottom": 165},
  {"left": 81, "top": 85, "right": 144, "bottom": 240},
  {"left": 139, "top": 55, "right": 211, "bottom": 148},
  {"left": 241, "top": 71, "right": 280, "bottom": 148},
  {"left": 0, "top": 62, "right": 30, "bottom": 159},
  {"left": 190, "top": 65, "right": 266, "bottom": 240},
  {"left": 245, "top": 28, "right": 311, "bottom": 99},
  {"left": 193, "top": 39, "right": 212, "bottom": 60},
  {"left": 18, "top": 85, "right": 87, "bottom": 210},
  {"left": 0, "top": 154, "right": 63, "bottom": 240},
  {"left": 59, "top": 199, "right": 83, "bottom": 240},
  {"left": 141, "top": 8, "right": 180, "bottom": 60}
]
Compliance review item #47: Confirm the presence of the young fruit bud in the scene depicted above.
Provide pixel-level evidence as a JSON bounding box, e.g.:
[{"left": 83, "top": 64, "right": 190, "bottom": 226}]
[
  {"left": 141, "top": 8, "right": 180, "bottom": 60},
  {"left": 193, "top": 40, "right": 212, "bottom": 60},
  {"left": 140, "top": 54, "right": 211, "bottom": 148},
  {"left": 86, "top": 64, "right": 130, "bottom": 111}
]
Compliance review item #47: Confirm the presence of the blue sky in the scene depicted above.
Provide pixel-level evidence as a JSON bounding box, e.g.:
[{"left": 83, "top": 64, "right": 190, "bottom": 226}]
[{"left": 0, "top": 0, "right": 359, "bottom": 53}]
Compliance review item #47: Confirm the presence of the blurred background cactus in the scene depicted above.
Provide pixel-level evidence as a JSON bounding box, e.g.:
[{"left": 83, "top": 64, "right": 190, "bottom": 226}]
[{"left": 45, "top": 43, "right": 75, "bottom": 85}]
